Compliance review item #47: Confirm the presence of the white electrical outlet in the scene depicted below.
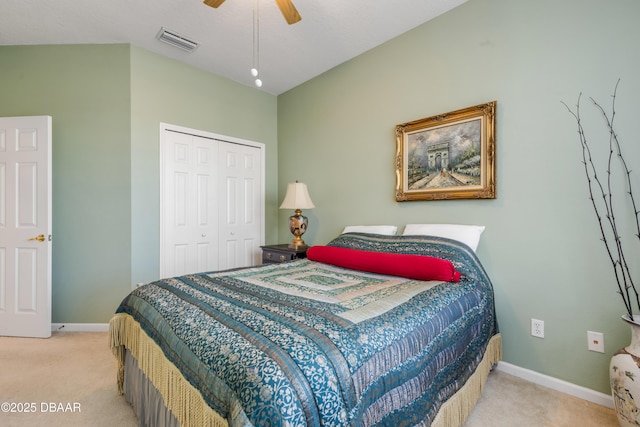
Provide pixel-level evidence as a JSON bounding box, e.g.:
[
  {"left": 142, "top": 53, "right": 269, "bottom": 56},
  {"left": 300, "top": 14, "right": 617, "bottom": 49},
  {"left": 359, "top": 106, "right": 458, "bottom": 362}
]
[
  {"left": 588, "top": 331, "right": 605, "bottom": 353},
  {"left": 531, "top": 318, "right": 544, "bottom": 338}
]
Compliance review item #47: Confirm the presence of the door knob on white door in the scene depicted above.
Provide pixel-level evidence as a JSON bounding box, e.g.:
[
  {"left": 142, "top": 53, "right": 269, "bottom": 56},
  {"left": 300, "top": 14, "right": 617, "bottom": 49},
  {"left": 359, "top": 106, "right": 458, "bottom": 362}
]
[{"left": 28, "top": 234, "right": 46, "bottom": 242}]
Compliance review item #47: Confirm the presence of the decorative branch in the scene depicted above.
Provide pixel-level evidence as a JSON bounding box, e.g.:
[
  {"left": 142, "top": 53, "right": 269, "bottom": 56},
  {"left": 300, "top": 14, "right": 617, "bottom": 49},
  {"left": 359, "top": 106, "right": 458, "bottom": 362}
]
[{"left": 563, "top": 80, "right": 640, "bottom": 320}]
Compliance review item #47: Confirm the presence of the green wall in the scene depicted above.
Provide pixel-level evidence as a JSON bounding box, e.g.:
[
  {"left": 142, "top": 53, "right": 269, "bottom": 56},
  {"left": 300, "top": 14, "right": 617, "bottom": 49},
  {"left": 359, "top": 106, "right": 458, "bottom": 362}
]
[
  {"left": 128, "top": 46, "right": 279, "bottom": 286},
  {"left": 0, "top": 44, "right": 278, "bottom": 324},
  {"left": 277, "top": 0, "right": 640, "bottom": 394},
  {"left": 0, "top": 45, "right": 133, "bottom": 324}
]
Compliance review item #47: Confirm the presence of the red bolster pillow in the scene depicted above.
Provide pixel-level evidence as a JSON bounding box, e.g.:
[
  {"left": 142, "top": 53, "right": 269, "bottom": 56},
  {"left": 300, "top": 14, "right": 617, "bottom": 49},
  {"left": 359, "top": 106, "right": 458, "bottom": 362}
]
[{"left": 307, "top": 246, "right": 461, "bottom": 282}]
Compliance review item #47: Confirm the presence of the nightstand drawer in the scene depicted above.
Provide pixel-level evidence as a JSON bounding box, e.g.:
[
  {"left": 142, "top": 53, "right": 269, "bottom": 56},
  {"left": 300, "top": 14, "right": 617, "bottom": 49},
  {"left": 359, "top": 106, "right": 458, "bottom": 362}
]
[
  {"left": 260, "top": 244, "right": 307, "bottom": 264},
  {"left": 263, "top": 250, "right": 295, "bottom": 263}
]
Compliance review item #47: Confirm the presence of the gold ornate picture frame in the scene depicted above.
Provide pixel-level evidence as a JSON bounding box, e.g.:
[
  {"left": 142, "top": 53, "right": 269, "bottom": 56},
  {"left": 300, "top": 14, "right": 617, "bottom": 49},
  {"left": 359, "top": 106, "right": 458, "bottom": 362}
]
[{"left": 395, "top": 101, "right": 496, "bottom": 201}]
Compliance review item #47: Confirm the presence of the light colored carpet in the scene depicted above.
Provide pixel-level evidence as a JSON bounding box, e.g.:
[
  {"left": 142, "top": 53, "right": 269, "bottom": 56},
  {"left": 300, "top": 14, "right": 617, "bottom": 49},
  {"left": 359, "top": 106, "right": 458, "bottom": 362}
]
[
  {"left": 0, "top": 332, "right": 137, "bottom": 427},
  {"left": 463, "top": 369, "right": 618, "bottom": 427},
  {"left": 0, "top": 332, "right": 618, "bottom": 427}
]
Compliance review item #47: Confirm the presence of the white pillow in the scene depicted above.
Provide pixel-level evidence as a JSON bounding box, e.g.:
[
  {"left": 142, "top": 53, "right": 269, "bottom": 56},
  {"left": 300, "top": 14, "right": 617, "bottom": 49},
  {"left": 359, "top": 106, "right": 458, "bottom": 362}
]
[
  {"left": 402, "top": 224, "right": 485, "bottom": 252},
  {"left": 342, "top": 225, "right": 398, "bottom": 236}
]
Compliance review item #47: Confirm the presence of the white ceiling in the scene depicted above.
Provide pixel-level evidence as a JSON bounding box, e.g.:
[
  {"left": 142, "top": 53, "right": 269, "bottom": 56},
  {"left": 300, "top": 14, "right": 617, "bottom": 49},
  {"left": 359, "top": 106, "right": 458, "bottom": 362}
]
[{"left": 0, "top": 0, "right": 467, "bottom": 95}]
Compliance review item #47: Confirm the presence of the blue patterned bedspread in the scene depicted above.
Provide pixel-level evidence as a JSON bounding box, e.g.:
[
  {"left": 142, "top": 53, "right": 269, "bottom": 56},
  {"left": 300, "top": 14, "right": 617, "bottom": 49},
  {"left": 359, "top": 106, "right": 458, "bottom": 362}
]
[{"left": 114, "top": 233, "right": 498, "bottom": 426}]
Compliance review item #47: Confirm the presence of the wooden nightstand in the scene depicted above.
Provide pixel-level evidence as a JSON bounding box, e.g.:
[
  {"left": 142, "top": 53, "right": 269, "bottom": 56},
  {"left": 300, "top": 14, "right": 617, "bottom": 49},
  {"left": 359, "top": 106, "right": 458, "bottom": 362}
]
[{"left": 260, "top": 244, "right": 308, "bottom": 264}]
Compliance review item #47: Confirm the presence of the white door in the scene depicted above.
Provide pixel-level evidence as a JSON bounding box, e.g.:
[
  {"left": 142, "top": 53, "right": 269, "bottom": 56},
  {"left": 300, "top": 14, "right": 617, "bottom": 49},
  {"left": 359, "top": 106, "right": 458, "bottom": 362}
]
[
  {"left": 160, "top": 124, "right": 264, "bottom": 278},
  {"left": 218, "top": 143, "right": 262, "bottom": 270},
  {"left": 0, "top": 116, "right": 52, "bottom": 338},
  {"left": 161, "top": 130, "right": 219, "bottom": 278}
]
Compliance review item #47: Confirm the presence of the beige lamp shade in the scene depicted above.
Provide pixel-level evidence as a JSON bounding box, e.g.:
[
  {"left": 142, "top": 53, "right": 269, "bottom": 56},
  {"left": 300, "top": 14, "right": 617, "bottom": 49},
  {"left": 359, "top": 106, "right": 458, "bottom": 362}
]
[
  {"left": 280, "top": 182, "right": 315, "bottom": 249},
  {"left": 279, "top": 182, "right": 315, "bottom": 210}
]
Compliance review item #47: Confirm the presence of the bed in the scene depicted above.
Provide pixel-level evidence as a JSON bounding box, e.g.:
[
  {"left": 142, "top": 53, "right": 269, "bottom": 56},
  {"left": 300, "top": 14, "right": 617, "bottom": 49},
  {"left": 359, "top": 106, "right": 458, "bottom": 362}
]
[{"left": 109, "top": 232, "right": 501, "bottom": 427}]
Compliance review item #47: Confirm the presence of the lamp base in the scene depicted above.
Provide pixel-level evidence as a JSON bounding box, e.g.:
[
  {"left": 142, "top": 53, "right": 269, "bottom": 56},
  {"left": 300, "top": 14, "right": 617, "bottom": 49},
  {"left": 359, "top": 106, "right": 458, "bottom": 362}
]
[
  {"left": 288, "top": 210, "right": 308, "bottom": 249},
  {"left": 288, "top": 236, "right": 308, "bottom": 250}
]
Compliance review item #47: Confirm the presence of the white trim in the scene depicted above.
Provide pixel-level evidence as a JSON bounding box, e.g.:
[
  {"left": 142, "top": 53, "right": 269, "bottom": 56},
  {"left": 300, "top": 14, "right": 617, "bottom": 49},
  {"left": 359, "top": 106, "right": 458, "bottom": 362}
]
[
  {"left": 495, "top": 361, "right": 613, "bottom": 408},
  {"left": 51, "top": 323, "right": 109, "bottom": 332}
]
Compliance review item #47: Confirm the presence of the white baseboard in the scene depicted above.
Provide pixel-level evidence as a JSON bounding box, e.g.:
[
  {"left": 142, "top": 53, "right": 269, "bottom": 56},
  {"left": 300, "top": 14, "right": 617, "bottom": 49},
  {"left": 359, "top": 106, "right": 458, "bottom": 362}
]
[
  {"left": 495, "top": 361, "right": 613, "bottom": 408},
  {"left": 51, "top": 323, "right": 109, "bottom": 332}
]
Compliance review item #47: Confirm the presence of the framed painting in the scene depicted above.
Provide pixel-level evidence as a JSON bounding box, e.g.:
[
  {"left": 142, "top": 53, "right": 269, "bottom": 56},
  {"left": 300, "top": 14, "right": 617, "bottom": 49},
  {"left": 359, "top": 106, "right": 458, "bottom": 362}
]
[{"left": 395, "top": 101, "right": 496, "bottom": 201}]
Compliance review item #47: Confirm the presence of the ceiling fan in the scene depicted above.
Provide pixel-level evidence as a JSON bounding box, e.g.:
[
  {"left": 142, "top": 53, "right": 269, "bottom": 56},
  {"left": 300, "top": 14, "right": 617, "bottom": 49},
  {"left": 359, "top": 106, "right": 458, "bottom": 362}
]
[{"left": 203, "top": 0, "right": 302, "bottom": 25}]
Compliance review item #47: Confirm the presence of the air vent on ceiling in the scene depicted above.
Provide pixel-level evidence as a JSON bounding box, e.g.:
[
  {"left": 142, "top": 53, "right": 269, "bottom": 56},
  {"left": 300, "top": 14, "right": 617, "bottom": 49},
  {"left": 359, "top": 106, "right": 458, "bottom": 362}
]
[{"left": 156, "top": 27, "right": 199, "bottom": 53}]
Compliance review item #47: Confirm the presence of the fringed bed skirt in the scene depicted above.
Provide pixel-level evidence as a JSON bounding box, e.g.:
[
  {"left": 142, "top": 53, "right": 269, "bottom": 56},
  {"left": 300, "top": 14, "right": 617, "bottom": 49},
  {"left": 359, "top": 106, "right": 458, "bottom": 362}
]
[
  {"left": 110, "top": 313, "right": 502, "bottom": 427},
  {"left": 432, "top": 333, "right": 502, "bottom": 427},
  {"left": 125, "top": 349, "right": 179, "bottom": 427},
  {"left": 109, "top": 313, "right": 228, "bottom": 427}
]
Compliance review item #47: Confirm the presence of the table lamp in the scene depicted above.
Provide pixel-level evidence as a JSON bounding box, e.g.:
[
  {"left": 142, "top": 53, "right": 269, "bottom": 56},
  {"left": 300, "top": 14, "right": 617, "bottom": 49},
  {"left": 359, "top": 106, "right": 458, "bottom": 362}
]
[{"left": 279, "top": 181, "right": 315, "bottom": 249}]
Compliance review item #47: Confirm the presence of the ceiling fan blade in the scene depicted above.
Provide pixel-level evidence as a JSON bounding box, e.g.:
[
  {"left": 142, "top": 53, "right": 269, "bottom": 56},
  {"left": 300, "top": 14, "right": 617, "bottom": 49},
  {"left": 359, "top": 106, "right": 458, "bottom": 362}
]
[
  {"left": 203, "top": 0, "right": 226, "bottom": 8},
  {"left": 274, "top": 0, "right": 302, "bottom": 25}
]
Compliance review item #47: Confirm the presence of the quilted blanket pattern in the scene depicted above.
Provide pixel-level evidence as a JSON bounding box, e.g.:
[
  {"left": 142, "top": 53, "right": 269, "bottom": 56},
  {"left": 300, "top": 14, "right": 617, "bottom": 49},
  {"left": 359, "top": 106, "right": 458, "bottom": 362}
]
[{"left": 114, "top": 233, "right": 498, "bottom": 427}]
